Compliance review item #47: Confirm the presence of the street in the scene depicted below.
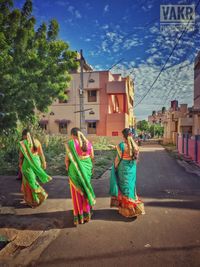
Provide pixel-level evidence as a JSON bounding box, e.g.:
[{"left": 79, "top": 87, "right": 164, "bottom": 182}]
[{"left": 0, "top": 144, "right": 200, "bottom": 267}]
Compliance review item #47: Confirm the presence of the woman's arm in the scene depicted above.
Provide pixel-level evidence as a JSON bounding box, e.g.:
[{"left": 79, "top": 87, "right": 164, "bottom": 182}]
[
  {"left": 114, "top": 155, "right": 120, "bottom": 169},
  {"left": 114, "top": 145, "right": 121, "bottom": 169},
  {"left": 90, "top": 146, "right": 94, "bottom": 161},
  {"left": 37, "top": 141, "right": 47, "bottom": 169},
  {"left": 90, "top": 146, "right": 95, "bottom": 174},
  {"left": 19, "top": 151, "right": 24, "bottom": 170},
  {"left": 65, "top": 153, "right": 70, "bottom": 171}
]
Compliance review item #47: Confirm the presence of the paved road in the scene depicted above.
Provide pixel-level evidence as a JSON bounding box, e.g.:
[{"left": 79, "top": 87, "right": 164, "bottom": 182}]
[{"left": 0, "top": 144, "right": 200, "bottom": 267}]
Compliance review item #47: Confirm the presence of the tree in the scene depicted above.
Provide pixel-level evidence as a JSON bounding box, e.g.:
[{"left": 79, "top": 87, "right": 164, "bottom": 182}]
[
  {"left": 137, "top": 120, "right": 149, "bottom": 132},
  {"left": 162, "top": 107, "right": 166, "bottom": 114},
  {"left": 0, "top": 0, "right": 78, "bottom": 133},
  {"left": 149, "top": 124, "right": 164, "bottom": 138},
  {"left": 152, "top": 110, "right": 156, "bottom": 116}
]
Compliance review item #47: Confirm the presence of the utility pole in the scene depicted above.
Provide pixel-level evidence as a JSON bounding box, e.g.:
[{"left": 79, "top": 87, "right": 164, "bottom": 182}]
[{"left": 79, "top": 49, "right": 86, "bottom": 133}]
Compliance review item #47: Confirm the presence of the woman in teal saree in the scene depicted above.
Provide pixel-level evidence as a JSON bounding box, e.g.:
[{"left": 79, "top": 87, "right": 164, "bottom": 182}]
[
  {"left": 65, "top": 127, "right": 96, "bottom": 226},
  {"left": 110, "top": 128, "right": 145, "bottom": 217},
  {"left": 19, "top": 129, "right": 52, "bottom": 208}
]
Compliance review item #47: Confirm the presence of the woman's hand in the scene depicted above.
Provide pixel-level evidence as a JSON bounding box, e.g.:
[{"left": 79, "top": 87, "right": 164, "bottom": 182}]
[{"left": 42, "top": 161, "right": 47, "bottom": 170}]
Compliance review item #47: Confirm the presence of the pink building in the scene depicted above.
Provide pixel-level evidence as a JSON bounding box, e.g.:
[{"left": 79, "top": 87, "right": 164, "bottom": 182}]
[
  {"left": 194, "top": 52, "right": 200, "bottom": 108},
  {"left": 192, "top": 52, "right": 200, "bottom": 135},
  {"left": 40, "top": 68, "right": 135, "bottom": 136},
  {"left": 148, "top": 110, "right": 166, "bottom": 125}
]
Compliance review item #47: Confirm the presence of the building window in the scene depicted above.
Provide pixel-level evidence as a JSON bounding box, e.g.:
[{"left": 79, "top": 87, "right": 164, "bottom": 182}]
[
  {"left": 59, "top": 123, "right": 68, "bottom": 134},
  {"left": 113, "top": 95, "right": 119, "bottom": 113},
  {"left": 88, "top": 90, "right": 97, "bottom": 102},
  {"left": 88, "top": 122, "right": 96, "bottom": 134},
  {"left": 89, "top": 79, "right": 95, "bottom": 83},
  {"left": 59, "top": 99, "right": 68, "bottom": 104},
  {"left": 39, "top": 121, "right": 48, "bottom": 131},
  {"left": 39, "top": 123, "right": 47, "bottom": 130}
]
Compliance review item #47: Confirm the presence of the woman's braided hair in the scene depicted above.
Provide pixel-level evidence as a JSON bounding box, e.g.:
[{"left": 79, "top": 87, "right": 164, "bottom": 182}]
[
  {"left": 71, "top": 127, "right": 88, "bottom": 152},
  {"left": 122, "top": 128, "right": 138, "bottom": 160}
]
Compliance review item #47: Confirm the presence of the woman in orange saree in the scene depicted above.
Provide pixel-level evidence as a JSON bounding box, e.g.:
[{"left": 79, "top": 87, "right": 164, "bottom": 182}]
[{"left": 19, "top": 129, "right": 52, "bottom": 208}]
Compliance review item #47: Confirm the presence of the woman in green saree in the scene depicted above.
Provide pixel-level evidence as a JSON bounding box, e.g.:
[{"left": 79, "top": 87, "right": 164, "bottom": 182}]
[
  {"left": 19, "top": 129, "right": 52, "bottom": 208},
  {"left": 110, "top": 128, "right": 145, "bottom": 218},
  {"left": 65, "top": 127, "right": 96, "bottom": 226}
]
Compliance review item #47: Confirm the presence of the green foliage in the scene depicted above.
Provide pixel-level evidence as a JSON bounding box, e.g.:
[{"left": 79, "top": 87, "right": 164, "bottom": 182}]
[
  {"left": 137, "top": 120, "right": 149, "bottom": 132},
  {"left": 43, "top": 135, "right": 67, "bottom": 176},
  {"left": 149, "top": 124, "right": 164, "bottom": 138},
  {"left": 0, "top": 0, "right": 78, "bottom": 132},
  {"left": 0, "top": 129, "right": 20, "bottom": 174},
  {"left": 93, "top": 150, "right": 115, "bottom": 179},
  {"left": 162, "top": 107, "right": 166, "bottom": 114},
  {"left": 0, "top": 127, "right": 116, "bottom": 178}
]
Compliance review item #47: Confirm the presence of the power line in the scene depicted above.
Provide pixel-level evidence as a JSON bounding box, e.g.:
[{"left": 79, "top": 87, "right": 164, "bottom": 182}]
[
  {"left": 108, "top": 58, "right": 124, "bottom": 71},
  {"left": 134, "top": 0, "right": 200, "bottom": 108}
]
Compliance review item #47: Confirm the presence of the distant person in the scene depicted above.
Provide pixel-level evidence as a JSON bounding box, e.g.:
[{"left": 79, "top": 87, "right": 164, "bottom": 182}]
[
  {"left": 109, "top": 128, "right": 145, "bottom": 217},
  {"left": 19, "top": 129, "right": 52, "bottom": 208},
  {"left": 65, "top": 127, "right": 96, "bottom": 226}
]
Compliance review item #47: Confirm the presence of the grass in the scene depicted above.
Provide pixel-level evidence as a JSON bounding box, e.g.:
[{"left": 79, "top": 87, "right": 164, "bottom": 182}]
[
  {"left": 0, "top": 133, "right": 116, "bottom": 178},
  {"left": 46, "top": 136, "right": 116, "bottom": 178},
  {"left": 93, "top": 149, "right": 116, "bottom": 179}
]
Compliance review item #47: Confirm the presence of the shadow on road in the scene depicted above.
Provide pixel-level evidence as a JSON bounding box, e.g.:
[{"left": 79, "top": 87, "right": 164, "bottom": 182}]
[
  {"left": 145, "top": 200, "right": 200, "bottom": 210},
  {"left": 0, "top": 210, "right": 74, "bottom": 230},
  {"left": 0, "top": 209, "right": 137, "bottom": 231},
  {"left": 93, "top": 208, "right": 137, "bottom": 222}
]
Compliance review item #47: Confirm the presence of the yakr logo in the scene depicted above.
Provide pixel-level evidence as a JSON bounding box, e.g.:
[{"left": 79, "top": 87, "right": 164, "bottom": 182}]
[
  {"left": 160, "top": 5, "right": 195, "bottom": 22},
  {"left": 160, "top": 5, "right": 195, "bottom": 32}
]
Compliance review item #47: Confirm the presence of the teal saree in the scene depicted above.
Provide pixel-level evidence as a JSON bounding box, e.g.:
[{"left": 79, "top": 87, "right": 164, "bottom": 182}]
[{"left": 110, "top": 142, "right": 144, "bottom": 217}]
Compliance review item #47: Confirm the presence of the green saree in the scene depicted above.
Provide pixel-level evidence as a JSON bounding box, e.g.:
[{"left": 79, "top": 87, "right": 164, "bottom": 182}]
[
  {"left": 19, "top": 140, "right": 52, "bottom": 208},
  {"left": 66, "top": 139, "right": 96, "bottom": 207}
]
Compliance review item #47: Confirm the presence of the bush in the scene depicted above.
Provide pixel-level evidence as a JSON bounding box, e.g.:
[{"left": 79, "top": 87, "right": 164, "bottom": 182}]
[
  {"left": 0, "top": 129, "right": 21, "bottom": 175},
  {"left": 0, "top": 125, "right": 115, "bottom": 178}
]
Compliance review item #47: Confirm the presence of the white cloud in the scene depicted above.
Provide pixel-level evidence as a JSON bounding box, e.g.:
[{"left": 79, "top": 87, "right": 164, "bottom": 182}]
[
  {"left": 85, "top": 38, "right": 91, "bottom": 42},
  {"left": 67, "top": 5, "right": 74, "bottom": 13},
  {"left": 123, "top": 38, "right": 142, "bottom": 49},
  {"left": 56, "top": 1, "right": 68, "bottom": 7},
  {"left": 104, "top": 4, "right": 109, "bottom": 13},
  {"left": 110, "top": 60, "right": 194, "bottom": 120},
  {"left": 75, "top": 10, "right": 82, "bottom": 19},
  {"left": 102, "top": 24, "right": 109, "bottom": 30},
  {"left": 66, "top": 5, "right": 82, "bottom": 20}
]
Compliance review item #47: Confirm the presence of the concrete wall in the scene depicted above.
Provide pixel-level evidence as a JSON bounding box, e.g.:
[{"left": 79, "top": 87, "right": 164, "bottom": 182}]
[{"left": 177, "top": 135, "right": 200, "bottom": 164}]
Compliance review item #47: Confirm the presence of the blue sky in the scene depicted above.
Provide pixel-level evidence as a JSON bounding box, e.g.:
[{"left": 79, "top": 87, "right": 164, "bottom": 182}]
[{"left": 14, "top": 0, "right": 200, "bottom": 120}]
